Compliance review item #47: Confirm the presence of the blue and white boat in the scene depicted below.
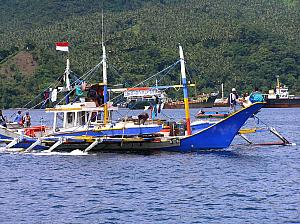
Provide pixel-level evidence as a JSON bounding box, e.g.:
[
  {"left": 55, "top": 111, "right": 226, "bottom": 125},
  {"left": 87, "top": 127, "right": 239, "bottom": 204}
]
[{"left": 0, "top": 45, "right": 267, "bottom": 153}]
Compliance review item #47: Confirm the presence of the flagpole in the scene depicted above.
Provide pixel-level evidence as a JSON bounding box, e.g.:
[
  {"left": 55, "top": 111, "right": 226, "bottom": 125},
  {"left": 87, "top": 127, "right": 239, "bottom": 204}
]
[{"left": 56, "top": 41, "right": 71, "bottom": 104}]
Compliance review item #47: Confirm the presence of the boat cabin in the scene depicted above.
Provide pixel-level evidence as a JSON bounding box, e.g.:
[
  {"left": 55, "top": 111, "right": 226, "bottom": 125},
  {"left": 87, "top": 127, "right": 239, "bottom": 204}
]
[
  {"left": 124, "top": 87, "right": 165, "bottom": 103},
  {"left": 45, "top": 101, "right": 117, "bottom": 132},
  {"left": 266, "top": 86, "right": 289, "bottom": 99},
  {"left": 265, "top": 77, "right": 290, "bottom": 100}
]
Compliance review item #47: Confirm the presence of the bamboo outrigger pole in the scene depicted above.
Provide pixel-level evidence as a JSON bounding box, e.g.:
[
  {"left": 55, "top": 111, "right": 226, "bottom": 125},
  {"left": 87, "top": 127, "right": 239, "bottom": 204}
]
[{"left": 179, "top": 45, "right": 191, "bottom": 135}]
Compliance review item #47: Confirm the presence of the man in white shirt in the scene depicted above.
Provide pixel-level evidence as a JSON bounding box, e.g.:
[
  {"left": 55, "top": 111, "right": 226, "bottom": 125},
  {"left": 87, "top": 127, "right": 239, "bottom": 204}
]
[{"left": 229, "top": 88, "right": 239, "bottom": 112}]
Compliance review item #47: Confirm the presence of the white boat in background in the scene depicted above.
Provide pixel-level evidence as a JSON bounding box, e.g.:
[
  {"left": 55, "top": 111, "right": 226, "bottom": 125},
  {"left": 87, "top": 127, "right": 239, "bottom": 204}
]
[{"left": 214, "top": 83, "right": 228, "bottom": 107}]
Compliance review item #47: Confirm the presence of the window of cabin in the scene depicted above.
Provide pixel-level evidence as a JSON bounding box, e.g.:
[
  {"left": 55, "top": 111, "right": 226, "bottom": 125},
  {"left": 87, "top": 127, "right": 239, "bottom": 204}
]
[{"left": 66, "top": 112, "right": 75, "bottom": 128}]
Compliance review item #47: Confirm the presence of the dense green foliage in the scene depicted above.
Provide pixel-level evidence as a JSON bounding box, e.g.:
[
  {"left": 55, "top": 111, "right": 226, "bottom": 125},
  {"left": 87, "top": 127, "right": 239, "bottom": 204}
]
[{"left": 1, "top": 0, "right": 300, "bottom": 108}]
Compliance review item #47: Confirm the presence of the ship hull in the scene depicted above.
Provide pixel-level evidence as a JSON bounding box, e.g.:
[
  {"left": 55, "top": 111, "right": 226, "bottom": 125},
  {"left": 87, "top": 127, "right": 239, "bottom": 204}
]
[
  {"left": 264, "top": 98, "right": 300, "bottom": 108},
  {"left": 164, "top": 102, "right": 214, "bottom": 109},
  {"left": 164, "top": 95, "right": 217, "bottom": 109},
  {"left": 52, "top": 125, "right": 163, "bottom": 137}
]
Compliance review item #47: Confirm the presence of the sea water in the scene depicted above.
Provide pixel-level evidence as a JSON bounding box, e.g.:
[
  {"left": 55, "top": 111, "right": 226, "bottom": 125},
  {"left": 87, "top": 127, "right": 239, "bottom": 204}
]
[{"left": 0, "top": 108, "right": 299, "bottom": 223}]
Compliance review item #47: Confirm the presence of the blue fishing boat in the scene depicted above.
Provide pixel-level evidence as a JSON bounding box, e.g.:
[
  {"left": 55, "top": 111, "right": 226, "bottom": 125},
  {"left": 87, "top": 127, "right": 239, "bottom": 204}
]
[
  {"left": 0, "top": 45, "right": 275, "bottom": 153},
  {"left": 0, "top": 103, "right": 265, "bottom": 152}
]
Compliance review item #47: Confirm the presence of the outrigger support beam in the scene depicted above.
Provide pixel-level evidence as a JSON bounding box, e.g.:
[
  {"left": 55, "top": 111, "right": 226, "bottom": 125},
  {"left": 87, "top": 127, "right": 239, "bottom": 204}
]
[
  {"left": 239, "top": 134, "right": 253, "bottom": 144},
  {"left": 238, "top": 126, "right": 292, "bottom": 146},
  {"left": 269, "top": 127, "right": 291, "bottom": 145},
  {"left": 25, "top": 138, "right": 42, "bottom": 153},
  {"left": 5, "top": 138, "right": 19, "bottom": 149},
  {"left": 84, "top": 138, "right": 103, "bottom": 152},
  {"left": 45, "top": 137, "right": 65, "bottom": 153}
]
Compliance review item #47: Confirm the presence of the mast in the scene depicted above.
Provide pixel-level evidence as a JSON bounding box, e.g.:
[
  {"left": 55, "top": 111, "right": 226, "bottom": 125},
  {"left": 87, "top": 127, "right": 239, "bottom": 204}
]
[
  {"left": 276, "top": 75, "right": 280, "bottom": 89},
  {"left": 102, "top": 12, "right": 108, "bottom": 124},
  {"left": 179, "top": 45, "right": 191, "bottom": 136},
  {"left": 65, "top": 50, "right": 71, "bottom": 104},
  {"left": 65, "top": 58, "right": 71, "bottom": 91},
  {"left": 103, "top": 44, "right": 108, "bottom": 124},
  {"left": 221, "top": 83, "right": 224, "bottom": 100}
]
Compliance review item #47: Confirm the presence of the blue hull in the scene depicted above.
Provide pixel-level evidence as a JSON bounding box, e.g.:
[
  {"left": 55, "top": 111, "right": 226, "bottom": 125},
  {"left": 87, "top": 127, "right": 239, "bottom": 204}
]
[
  {"left": 0, "top": 134, "right": 12, "bottom": 140},
  {"left": 191, "top": 123, "right": 215, "bottom": 133},
  {"left": 164, "top": 103, "right": 264, "bottom": 152},
  {"left": 1, "top": 103, "right": 264, "bottom": 153},
  {"left": 13, "top": 141, "right": 48, "bottom": 150},
  {"left": 52, "top": 126, "right": 163, "bottom": 137}
]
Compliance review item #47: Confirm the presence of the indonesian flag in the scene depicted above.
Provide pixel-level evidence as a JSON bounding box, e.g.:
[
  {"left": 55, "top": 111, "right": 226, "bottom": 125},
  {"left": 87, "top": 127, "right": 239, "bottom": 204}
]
[{"left": 55, "top": 42, "right": 69, "bottom": 52}]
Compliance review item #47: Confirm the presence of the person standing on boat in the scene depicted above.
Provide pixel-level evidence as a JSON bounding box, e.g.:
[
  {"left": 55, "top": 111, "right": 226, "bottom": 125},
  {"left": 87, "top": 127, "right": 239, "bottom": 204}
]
[
  {"left": 23, "top": 112, "right": 31, "bottom": 128},
  {"left": 0, "top": 110, "right": 7, "bottom": 127},
  {"left": 14, "top": 111, "right": 23, "bottom": 126},
  {"left": 73, "top": 84, "right": 84, "bottom": 103},
  {"left": 229, "top": 88, "right": 239, "bottom": 112},
  {"left": 41, "top": 89, "right": 50, "bottom": 109}
]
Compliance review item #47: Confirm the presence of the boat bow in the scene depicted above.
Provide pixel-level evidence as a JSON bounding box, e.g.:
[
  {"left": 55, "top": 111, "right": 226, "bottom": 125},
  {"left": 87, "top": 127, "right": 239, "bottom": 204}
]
[{"left": 166, "top": 102, "right": 265, "bottom": 152}]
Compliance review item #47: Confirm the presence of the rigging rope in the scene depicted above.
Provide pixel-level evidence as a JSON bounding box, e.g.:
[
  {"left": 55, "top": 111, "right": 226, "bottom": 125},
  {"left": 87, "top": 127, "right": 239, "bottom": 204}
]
[
  {"left": 8, "top": 75, "right": 67, "bottom": 120},
  {"left": 96, "top": 60, "right": 180, "bottom": 119},
  {"left": 13, "top": 57, "right": 181, "bottom": 131},
  {"left": 117, "top": 60, "right": 180, "bottom": 116},
  {"left": 52, "top": 60, "right": 103, "bottom": 107}
]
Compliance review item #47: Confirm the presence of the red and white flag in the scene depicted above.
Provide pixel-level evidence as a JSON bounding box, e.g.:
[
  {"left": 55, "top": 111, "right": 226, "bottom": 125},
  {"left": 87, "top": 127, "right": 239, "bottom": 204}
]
[{"left": 55, "top": 42, "right": 69, "bottom": 52}]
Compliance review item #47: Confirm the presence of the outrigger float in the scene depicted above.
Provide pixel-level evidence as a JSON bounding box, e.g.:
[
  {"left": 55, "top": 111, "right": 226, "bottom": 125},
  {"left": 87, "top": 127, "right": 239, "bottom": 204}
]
[{"left": 0, "top": 45, "right": 292, "bottom": 153}]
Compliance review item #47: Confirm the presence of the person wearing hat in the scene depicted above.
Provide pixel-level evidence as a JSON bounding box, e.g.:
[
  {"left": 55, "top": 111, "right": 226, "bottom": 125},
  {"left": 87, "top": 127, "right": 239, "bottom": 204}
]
[
  {"left": 23, "top": 112, "right": 31, "bottom": 128},
  {"left": 229, "top": 88, "right": 239, "bottom": 112}
]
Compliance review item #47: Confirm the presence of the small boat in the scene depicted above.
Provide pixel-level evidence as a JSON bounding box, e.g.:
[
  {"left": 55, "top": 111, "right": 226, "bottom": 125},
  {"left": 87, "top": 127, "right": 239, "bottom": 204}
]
[
  {"left": 196, "top": 110, "right": 229, "bottom": 119},
  {"left": 213, "top": 83, "right": 228, "bottom": 107},
  {"left": 164, "top": 93, "right": 218, "bottom": 109},
  {"left": 113, "top": 87, "right": 166, "bottom": 110},
  {"left": 213, "top": 98, "right": 228, "bottom": 107}
]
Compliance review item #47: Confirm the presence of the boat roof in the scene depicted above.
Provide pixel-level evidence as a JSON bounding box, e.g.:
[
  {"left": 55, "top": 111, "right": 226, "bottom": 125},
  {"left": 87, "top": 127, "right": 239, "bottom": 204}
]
[{"left": 45, "top": 102, "right": 118, "bottom": 112}]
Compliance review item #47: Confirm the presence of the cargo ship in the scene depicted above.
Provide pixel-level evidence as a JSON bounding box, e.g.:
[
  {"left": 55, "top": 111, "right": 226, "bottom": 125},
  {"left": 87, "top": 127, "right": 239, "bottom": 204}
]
[{"left": 263, "top": 76, "right": 300, "bottom": 108}]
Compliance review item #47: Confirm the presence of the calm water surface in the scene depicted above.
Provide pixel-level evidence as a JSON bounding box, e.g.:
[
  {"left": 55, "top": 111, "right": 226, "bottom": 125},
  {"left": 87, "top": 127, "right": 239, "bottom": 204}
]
[{"left": 0, "top": 108, "right": 299, "bottom": 223}]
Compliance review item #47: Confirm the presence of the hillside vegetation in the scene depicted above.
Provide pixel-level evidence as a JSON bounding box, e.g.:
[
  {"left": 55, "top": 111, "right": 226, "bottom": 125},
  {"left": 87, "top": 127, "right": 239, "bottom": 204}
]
[{"left": 1, "top": 0, "right": 300, "bottom": 108}]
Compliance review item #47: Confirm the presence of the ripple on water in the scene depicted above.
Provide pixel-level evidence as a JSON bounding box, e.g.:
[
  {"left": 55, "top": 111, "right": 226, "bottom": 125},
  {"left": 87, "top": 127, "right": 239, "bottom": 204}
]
[{"left": 0, "top": 108, "right": 299, "bottom": 223}]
